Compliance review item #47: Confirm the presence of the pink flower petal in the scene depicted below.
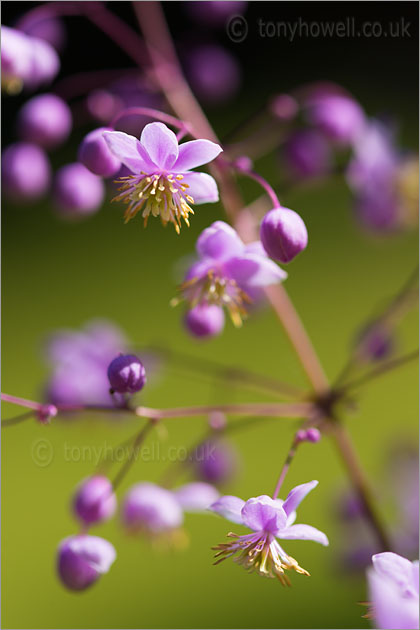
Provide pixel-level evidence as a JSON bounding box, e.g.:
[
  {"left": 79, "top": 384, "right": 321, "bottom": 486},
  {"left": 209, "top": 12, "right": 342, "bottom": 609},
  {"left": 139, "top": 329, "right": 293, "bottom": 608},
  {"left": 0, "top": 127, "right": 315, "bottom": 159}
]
[
  {"left": 282, "top": 480, "right": 318, "bottom": 516},
  {"left": 181, "top": 171, "right": 219, "bottom": 204},
  {"left": 278, "top": 523, "right": 329, "bottom": 546},
  {"left": 174, "top": 139, "right": 222, "bottom": 172},
  {"left": 209, "top": 495, "right": 245, "bottom": 524},
  {"left": 140, "top": 122, "right": 179, "bottom": 170}
]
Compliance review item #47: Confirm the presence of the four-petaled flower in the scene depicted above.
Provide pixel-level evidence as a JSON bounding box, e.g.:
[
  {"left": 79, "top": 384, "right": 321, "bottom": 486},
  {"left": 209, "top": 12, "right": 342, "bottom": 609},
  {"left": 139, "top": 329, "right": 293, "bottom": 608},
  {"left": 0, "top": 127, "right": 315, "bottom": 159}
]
[
  {"left": 174, "top": 220, "right": 287, "bottom": 326},
  {"left": 210, "top": 480, "right": 328, "bottom": 585},
  {"left": 103, "top": 122, "right": 222, "bottom": 233}
]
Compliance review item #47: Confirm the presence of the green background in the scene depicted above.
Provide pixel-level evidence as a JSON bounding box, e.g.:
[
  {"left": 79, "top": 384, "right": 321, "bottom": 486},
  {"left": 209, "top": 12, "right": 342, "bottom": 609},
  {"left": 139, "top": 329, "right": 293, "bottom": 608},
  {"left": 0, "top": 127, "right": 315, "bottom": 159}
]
[{"left": 2, "top": 2, "right": 418, "bottom": 629}]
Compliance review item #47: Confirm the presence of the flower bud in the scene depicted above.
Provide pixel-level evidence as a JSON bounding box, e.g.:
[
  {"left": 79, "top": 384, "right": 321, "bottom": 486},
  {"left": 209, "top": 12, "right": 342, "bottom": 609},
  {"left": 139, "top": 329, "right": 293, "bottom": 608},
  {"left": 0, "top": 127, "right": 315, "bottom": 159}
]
[
  {"left": 270, "top": 94, "right": 299, "bottom": 121},
  {"left": 184, "top": 304, "right": 225, "bottom": 338},
  {"left": 192, "top": 440, "right": 236, "bottom": 484},
  {"left": 18, "top": 94, "right": 72, "bottom": 149},
  {"left": 305, "top": 94, "right": 365, "bottom": 144},
  {"left": 73, "top": 476, "right": 117, "bottom": 525},
  {"left": 260, "top": 207, "right": 308, "bottom": 263},
  {"left": 27, "top": 36, "right": 60, "bottom": 89},
  {"left": 185, "top": 45, "right": 241, "bottom": 105},
  {"left": 356, "top": 324, "right": 394, "bottom": 361},
  {"left": 122, "top": 483, "right": 183, "bottom": 533},
  {"left": 78, "top": 127, "right": 122, "bottom": 177},
  {"left": 57, "top": 535, "right": 116, "bottom": 591},
  {"left": 284, "top": 129, "right": 331, "bottom": 179},
  {"left": 2, "top": 142, "right": 51, "bottom": 202},
  {"left": 53, "top": 163, "right": 105, "bottom": 218},
  {"left": 107, "top": 354, "right": 146, "bottom": 394}
]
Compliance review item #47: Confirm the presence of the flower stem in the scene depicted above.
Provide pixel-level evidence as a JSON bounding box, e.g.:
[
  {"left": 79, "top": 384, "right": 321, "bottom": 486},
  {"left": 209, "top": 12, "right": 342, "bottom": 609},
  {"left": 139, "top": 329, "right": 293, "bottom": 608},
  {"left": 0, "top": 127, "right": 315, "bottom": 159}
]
[
  {"left": 234, "top": 166, "right": 281, "bottom": 209},
  {"left": 110, "top": 107, "right": 190, "bottom": 133},
  {"left": 272, "top": 436, "right": 300, "bottom": 499}
]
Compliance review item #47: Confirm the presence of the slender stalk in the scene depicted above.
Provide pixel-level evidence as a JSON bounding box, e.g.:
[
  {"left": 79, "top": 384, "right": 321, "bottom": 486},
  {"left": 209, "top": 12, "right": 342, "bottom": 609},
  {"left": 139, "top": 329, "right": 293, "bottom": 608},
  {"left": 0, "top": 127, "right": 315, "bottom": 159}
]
[
  {"left": 272, "top": 437, "right": 299, "bottom": 499},
  {"left": 112, "top": 421, "right": 154, "bottom": 490},
  {"left": 110, "top": 107, "right": 190, "bottom": 132},
  {"left": 329, "top": 422, "right": 391, "bottom": 551},
  {"left": 338, "top": 350, "right": 418, "bottom": 394},
  {"left": 135, "top": 402, "right": 313, "bottom": 421}
]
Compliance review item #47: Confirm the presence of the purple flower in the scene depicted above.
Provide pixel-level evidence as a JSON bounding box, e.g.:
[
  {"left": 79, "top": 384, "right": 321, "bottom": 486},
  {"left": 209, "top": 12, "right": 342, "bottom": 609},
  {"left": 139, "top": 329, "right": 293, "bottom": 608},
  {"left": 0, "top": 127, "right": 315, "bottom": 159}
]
[
  {"left": 53, "top": 163, "right": 105, "bottom": 219},
  {"left": 305, "top": 93, "right": 365, "bottom": 144},
  {"left": 17, "top": 94, "right": 72, "bottom": 149},
  {"left": 1, "top": 26, "right": 60, "bottom": 93},
  {"left": 184, "top": 304, "right": 225, "bottom": 339},
  {"left": 284, "top": 129, "right": 331, "bottom": 179},
  {"left": 2, "top": 142, "right": 51, "bottom": 202},
  {"left": 356, "top": 323, "right": 394, "bottom": 362},
  {"left": 73, "top": 476, "right": 117, "bottom": 525},
  {"left": 185, "top": 45, "right": 241, "bottom": 105},
  {"left": 346, "top": 119, "right": 419, "bottom": 233},
  {"left": 103, "top": 122, "right": 222, "bottom": 232},
  {"left": 44, "top": 319, "right": 129, "bottom": 406},
  {"left": 176, "top": 221, "right": 287, "bottom": 327},
  {"left": 367, "top": 552, "right": 419, "bottom": 629},
  {"left": 192, "top": 439, "right": 237, "bottom": 484},
  {"left": 107, "top": 354, "right": 146, "bottom": 394},
  {"left": 210, "top": 480, "right": 328, "bottom": 584},
  {"left": 260, "top": 207, "right": 308, "bottom": 264},
  {"left": 78, "top": 127, "right": 122, "bottom": 177},
  {"left": 122, "top": 481, "right": 219, "bottom": 536},
  {"left": 57, "top": 535, "right": 116, "bottom": 591},
  {"left": 122, "top": 482, "right": 184, "bottom": 534}
]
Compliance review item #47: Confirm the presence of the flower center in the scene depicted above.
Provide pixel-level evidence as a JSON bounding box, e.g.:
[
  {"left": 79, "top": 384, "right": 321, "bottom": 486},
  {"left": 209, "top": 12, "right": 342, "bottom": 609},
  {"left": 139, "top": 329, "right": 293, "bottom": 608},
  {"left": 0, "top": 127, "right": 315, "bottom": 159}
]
[
  {"left": 172, "top": 269, "right": 253, "bottom": 327},
  {"left": 112, "top": 172, "right": 195, "bottom": 234},
  {"left": 213, "top": 532, "right": 310, "bottom": 585}
]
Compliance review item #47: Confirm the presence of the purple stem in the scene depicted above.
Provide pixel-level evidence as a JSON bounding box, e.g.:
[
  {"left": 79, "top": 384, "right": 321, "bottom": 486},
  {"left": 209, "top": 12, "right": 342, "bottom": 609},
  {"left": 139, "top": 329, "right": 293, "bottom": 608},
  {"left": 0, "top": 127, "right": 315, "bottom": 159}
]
[
  {"left": 110, "top": 106, "right": 190, "bottom": 133},
  {"left": 235, "top": 165, "right": 281, "bottom": 209}
]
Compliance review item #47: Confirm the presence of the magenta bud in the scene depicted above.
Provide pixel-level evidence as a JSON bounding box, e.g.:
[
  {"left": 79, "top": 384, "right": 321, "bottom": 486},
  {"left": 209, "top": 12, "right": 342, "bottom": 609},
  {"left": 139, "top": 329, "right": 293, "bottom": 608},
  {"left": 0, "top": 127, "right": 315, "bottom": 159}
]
[
  {"left": 260, "top": 207, "right": 308, "bottom": 263},
  {"left": 234, "top": 155, "right": 253, "bottom": 171},
  {"left": 184, "top": 304, "right": 225, "bottom": 338},
  {"left": 27, "top": 36, "right": 60, "bottom": 89},
  {"left": 193, "top": 440, "right": 236, "bottom": 484},
  {"left": 284, "top": 129, "right": 331, "bottom": 179},
  {"left": 270, "top": 94, "right": 299, "bottom": 121},
  {"left": 78, "top": 127, "right": 122, "bottom": 177},
  {"left": 57, "top": 535, "right": 116, "bottom": 591},
  {"left": 37, "top": 403, "right": 57, "bottom": 424},
  {"left": 306, "top": 428, "right": 321, "bottom": 443},
  {"left": 185, "top": 44, "right": 241, "bottom": 105},
  {"left": 107, "top": 354, "right": 146, "bottom": 394},
  {"left": 53, "top": 163, "right": 105, "bottom": 218},
  {"left": 73, "top": 476, "right": 117, "bottom": 525},
  {"left": 295, "top": 429, "right": 307, "bottom": 444},
  {"left": 18, "top": 93, "right": 72, "bottom": 149},
  {"left": 357, "top": 324, "right": 394, "bottom": 361},
  {"left": 2, "top": 142, "right": 51, "bottom": 202}
]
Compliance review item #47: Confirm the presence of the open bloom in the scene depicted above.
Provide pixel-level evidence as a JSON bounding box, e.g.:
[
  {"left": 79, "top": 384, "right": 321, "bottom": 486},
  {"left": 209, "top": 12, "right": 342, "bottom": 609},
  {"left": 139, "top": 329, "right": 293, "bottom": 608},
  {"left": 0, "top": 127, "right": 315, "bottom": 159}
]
[
  {"left": 174, "top": 221, "right": 287, "bottom": 327},
  {"left": 103, "top": 122, "right": 222, "bottom": 233},
  {"left": 210, "top": 480, "right": 328, "bottom": 585},
  {"left": 367, "top": 552, "right": 419, "bottom": 629}
]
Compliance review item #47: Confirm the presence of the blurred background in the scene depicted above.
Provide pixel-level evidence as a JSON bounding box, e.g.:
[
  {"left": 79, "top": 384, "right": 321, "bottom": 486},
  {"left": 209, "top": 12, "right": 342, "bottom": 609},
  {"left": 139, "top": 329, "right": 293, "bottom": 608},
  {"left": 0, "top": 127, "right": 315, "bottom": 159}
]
[{"left": 2, "top": 2, "right": 418, "bottom": 628}]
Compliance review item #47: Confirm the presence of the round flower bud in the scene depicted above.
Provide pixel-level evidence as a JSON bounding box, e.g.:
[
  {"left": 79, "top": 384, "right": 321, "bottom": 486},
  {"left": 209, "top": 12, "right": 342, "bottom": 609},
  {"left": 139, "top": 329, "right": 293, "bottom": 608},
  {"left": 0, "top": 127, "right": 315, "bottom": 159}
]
[
  {"left": 193, "top": 440, "right": 236, "bottom": 484},
  {"left": 107, "top": 354, "right": 146, "bottom": 394},
  {"left": 2, "top": 142, "right": 51, "bottom": 202},
  {"left": 18, "top": 94, "right": 72, "bottom": 149},
  {"left": 356, "top": 324, "right": 394, "bottom": 361},
  {"left": 78, "top": 127, "right": 121, "bottom": 177},
  {"left": 284, "top": 129, "right": 331, "bottom": 179},
  {"left": 73, "top": 476, "right": 117, "bottom": 525},
  {"left": 306, "top": 428, "right": 321, "bottom": 443},
  {"left": 27, "top": 36, "right": 60, "bottom": 89},
  {"left": 184, "top": 304, "right": 225, "bottom": 338},
  {"left": 1, "top": 26, "right": 33, "bottom": 89},
  {"left": 185, "top": 45, "right": 241, "bottom": 105},
  {"left": 53, "top": 163, "right": 105, "bottom": 218},
  {"left": 122, "top": 482, "right": 183, "bottom": 533},
  {"left": 57, "top": 535, "right": 116, "bottom": 591},
  {"left": 305, "top": 94, "right": 365, "bottom": 144},
  {"left": 270, "top": 93, "right": 299, "bottom": 121},
  {"left": 260, "top": 207, "right": 308, "bottom": 263}
]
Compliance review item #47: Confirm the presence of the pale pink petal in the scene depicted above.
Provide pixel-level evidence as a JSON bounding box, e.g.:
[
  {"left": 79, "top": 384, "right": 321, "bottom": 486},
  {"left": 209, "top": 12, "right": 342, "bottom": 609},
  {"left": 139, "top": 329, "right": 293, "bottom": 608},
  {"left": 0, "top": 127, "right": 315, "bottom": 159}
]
[
  {"left": 103, "top": 131, "right": 153, "bottom": 173},
  {"left": 282, "top": 480, "right": 318, "bottom": 517},
  {"left": 241, "top": 495, "right": 287, "bottom": 534},
  {"left": 209, "top": 495, "right": 245, "bottom": 524},
  {"left": 182, "top": 171, "right": 219, "bottom": 204},
  {"left": 140, "top": 122, "right": 179, "bottom": 170},
  {"left": 278, "top": 523, "right": 329, "bottom": 546},
  {"left": 196, "top": 221, "right": 244, "bottom": 260},
  {"left": 224, "top": 254, "right": 287, "bottom": 288},
  {"left": 174, "top": 482, "right": 219, "bottom": 512},
  {"left": 174, "top": 139, "right": 222, "bottom": 172}
]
